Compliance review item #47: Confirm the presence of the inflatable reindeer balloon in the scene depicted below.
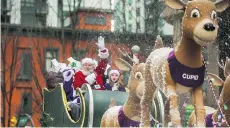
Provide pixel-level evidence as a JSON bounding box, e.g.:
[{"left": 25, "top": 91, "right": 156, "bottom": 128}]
[
  {"left": 188, "top": 57, "right": 230, "bottom": 127},
  {"left": 140, "top": 0, "right": 229, "bottom": 127}
]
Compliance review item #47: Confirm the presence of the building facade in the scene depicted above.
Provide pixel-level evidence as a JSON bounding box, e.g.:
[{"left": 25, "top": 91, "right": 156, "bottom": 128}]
[
  {"left": 1, "top": 0, "right": 173, "bottom": 35},
  {"left": 113, "top": 0, "right": 145, "bottom": 33},
  {"left": 1, "top": 0, "right": 114, "bottom": 28}
]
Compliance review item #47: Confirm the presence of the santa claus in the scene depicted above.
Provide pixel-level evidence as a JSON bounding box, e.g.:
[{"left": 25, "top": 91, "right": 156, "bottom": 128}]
[{"left": 73, "top": 36, "right": 109, "bottom": 90}]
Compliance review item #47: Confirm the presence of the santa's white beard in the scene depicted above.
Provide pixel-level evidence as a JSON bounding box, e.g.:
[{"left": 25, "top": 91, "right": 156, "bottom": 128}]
[
  {"left": 90, "top": 68, "right": 95, "bottom": 73},
  {"left": 82, "top": 69, "right": 91, "bottom": 76}
]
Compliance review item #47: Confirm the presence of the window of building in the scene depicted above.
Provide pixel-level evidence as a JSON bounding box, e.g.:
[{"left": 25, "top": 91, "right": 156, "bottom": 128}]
[
  {"left": 128, "top": 0, "right": 132, "bottom": 5},
  {"left": 21, "top": 0, "right": 35, "bottom": 25},
  {"left": 21, "top": 92, "right": 32, "bottom": 114},
  {"left": 1, "top": 0, "right": 11, "bottom": 23},
  {"left": 145, "top": 0, "right": 151, "bottom": 5},
  {"left": 115, "top": 2, "right": 120, "bottom": 11},
  {"left": 18, "top": 50, "right": 32, "bottom": 81},
  {"left": 1, "top": 14, "right": 10, "bottom": 23},
  {"left": 63, "top": 11, "right": 70, "bottom": 18},
  {"left": 21, "top": 0, "right": 47, "bottom": 27},
  {"left": 85, "top": 16, "right": 106, "bottom": 25},
  {"left": 137, "top": 22, "right": 140, "bottom": 30},
  {"left": 136, "top": 8, "right": 140, "bottom": 17},
  {"left": 63, "top": 10, "right": 78, "bottom": 26},
  {"left": 45, "top": 48, "right": 59, "bottom": 72},
  {"left": 21, "top": 13, "right": 36, "bottom": 27},
  {"left": 21, "top": 0, "right": 34, "bottom": 7},
  {"left": 128, "top": 24, "right": 132, "bottom": 32},
  {"left": 128, "top": 11, "right": 132, "bottom": 20},
  {"left": 1, "top": 0, "right": 7, "bottom": 9}
]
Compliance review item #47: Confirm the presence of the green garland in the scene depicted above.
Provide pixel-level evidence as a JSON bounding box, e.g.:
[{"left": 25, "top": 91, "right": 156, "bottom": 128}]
[
  {"left": 39, "top": 111, "right": 54, "bottom": 127},
  {"left": 184, "top": 105, "right": 194, "bottom": 127}
]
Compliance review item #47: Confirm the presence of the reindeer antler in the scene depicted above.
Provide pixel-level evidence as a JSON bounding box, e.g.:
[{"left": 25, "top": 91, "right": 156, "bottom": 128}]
[
  {"left": 118, "top": 48, "right": 127, "bottom": 57},
  {"left": 118, "top": 48, "right": 137, "bottom": 64},
  {"left": 217, "top": 57, "right": 230, "bottom": 77}
]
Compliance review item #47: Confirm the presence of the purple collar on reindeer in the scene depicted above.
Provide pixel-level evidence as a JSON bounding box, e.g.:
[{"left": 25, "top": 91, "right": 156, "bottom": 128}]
[
  {"left": 118, "top": 107, "right": 155, "bottom": 127},
  {"left": 206, "top": 113, "right": 214, "bottom": 127},
  {"left": 167, "top": 50, "right": 205, "bottom": 88}
]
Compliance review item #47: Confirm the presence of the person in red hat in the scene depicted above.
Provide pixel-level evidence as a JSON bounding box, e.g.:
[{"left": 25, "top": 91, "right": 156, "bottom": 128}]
[{"left": 73, "top": 36, "right": 109, "bottom": 90}]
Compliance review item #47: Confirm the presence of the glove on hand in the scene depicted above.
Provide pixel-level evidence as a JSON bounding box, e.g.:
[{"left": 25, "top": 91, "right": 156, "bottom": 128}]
[
  {"left": 96, "top": 36, "right": 105, "bottom": 50},
  {"left": 85, "top": 73, "right": 96, "bottom": 85}
]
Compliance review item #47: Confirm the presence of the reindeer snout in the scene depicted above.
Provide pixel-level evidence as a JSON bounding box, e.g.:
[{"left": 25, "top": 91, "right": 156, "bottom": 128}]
[{"left": 203, "top": 23, "right": 215, "bottom": 31}]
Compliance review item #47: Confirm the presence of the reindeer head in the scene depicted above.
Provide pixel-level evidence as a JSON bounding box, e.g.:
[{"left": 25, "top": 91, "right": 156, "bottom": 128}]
[
  {"left": 114, "top": 58, "right": 145, "bottom": 99},
  {"left": 165, "top": 0, "right": 229, "bottom": 46}
]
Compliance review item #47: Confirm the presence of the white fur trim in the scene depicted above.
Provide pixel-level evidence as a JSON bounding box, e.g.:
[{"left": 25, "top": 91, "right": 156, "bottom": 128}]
[
  {"left": 63, "top": 69, "right": 75, "bottom": 81},
  {"left": 92, "top": 60, "right": 98, "bottom": 67},
  {"left": 104, "top": 64, "right": 111, "bottom": 75},
  {"left": 72, "top": 86, "right": 76, "bottom": 97},
  {"left": 81, "top": 70, "right": 91, "bottom": 76},
  {"left": 82, "top": 58, "right": 93, "bottom": 65},
  {"left": 133, "top": 54, "right": 139, "bottom": 64},
  {"left": 112, "top": 84, "right": 119, "bottom": 91},
  {"left": 109, "top": 70, "right": 120, "bottom": 77},
  {"left": 204, "top": 106, "right": 216, "bottom": 114},
  {"left": 71, "top": 96, "right": 81, "bottom": 105},
  {"left": 98, "top": 48, "right": 109, "bottom": 59}
]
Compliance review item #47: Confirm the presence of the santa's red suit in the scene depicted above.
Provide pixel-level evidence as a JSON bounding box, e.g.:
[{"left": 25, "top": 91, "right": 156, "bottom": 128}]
[{"left": 73, "top": 49, "right": 109, "bottom": 90}]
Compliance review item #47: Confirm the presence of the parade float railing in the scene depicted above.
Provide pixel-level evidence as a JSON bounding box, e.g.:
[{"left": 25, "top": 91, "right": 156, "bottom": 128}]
[
  {"left": 81, "top": 84, "right": 129, "bottom": 127},
  {"left": 42, "top": 83, "right": 166, "bottom": 127},
  {"left": 152, "top": 90, "right": 166, "bottom": 124}
]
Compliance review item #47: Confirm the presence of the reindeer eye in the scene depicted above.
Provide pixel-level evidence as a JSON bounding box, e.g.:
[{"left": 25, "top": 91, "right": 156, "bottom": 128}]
[
  {"left": 191, "top": 9, "right": 200, "bottom": 18},
  {"left": 211, "top": 11, "right": 217, "bottom": 20},
  {"left": 135, "top": 72, "right": 142, "bottom": 79}
]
